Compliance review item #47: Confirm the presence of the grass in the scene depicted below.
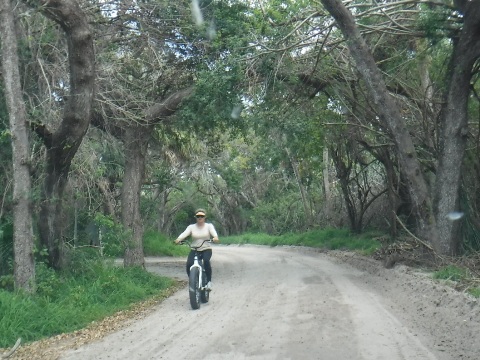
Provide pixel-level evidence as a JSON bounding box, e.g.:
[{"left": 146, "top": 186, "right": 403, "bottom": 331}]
[
  {"left": 432, "top": 265, "right": 480, "bottom": 298},
  {"left": 143, "top": 230, "right": 190, "bottom": 257},
  {"left": 468, "top": 287, "right": 480, "bottom": 298},
  {"left": 0, "top": 251, "right": 176, "bottom": 348},
  {"left": 144, "top": 228, "right": 382, "bottom": 257},
  {"left": 432, "top": 265, "right": 468, "bottom": 282},
  {"left": 221, "top": 228, "right": 382, "bottom": 255},
  {"left": 0, "top": 230, "right": 191, "bottom": 349}
]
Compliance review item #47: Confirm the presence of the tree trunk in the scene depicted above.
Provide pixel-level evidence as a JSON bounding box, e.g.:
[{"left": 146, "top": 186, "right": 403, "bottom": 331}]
[
  {"left": 320, "top": 0, "right": 437, "bottom": 245},
  {"left": 330, "top": 145, "right": 358, "bottom": 232},
  {"left": 384, "top": 152, "right": 398, "bottom": 238},
  {"left": 27, "top": 0, "right": 95, "bottom": 269},
  {"left": 0, "top": 0, "right": 35, "bottom": 292},
  {"left": 97, "top": 179, "right": 117, "bottom": 218},
  {"left": 433, "top": 3, "right": 480, "bottom": 255},
  {"left": 416, "top": 40, "right": 436, "bottom": 152},
  {"left": 285, "top": 147, "right": 312, "bottom": 228},
  {"left": 322, "top": 146, "right": 332, "bottom": 220},
  {"left": 122, "top": 126, "right": 148, "bottom": 267},
  {"left": 38, "top": 166, "right": 69, "bottom": 269}
]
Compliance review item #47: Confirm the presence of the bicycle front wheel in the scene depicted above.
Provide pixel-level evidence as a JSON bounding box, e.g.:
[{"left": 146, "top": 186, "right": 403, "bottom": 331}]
[{"left": 189, "top": 267, "right": 201, "bottom": 309}]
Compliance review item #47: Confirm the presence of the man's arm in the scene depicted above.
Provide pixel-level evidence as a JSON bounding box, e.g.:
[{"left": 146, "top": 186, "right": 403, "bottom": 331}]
[
  {"left": 209, "top": 224, "right": 220, "bottom": 243},
  {"left": 175, "top": 226, "right": 192, "bottom": 244}
]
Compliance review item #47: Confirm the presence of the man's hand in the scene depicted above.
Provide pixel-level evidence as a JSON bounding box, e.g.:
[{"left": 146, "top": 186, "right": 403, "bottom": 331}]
[
  {"left": 174, "top": 239, "right": 182, "bottom": 244},
  {"left": 212, "top": 236, "right": 220, "bottom": 243}
]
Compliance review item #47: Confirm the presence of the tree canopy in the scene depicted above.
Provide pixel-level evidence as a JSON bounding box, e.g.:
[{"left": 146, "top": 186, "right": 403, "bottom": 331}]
[{"left": 1, "top": 0, "right": 480, "bottom": 289}]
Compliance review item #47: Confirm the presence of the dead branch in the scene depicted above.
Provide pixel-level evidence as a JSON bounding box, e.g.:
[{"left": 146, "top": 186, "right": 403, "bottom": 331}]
[
  {"left": 394, "top": 212, "right": 447, "bottom": 263},
  {"left": 1, "top": 338, "right": 21, "bottom": 359}
]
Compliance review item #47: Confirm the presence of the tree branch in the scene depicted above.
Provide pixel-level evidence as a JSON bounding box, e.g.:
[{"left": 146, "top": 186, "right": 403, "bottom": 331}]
[{"left": 144, "top": 87, "right": 194, "bottom": 123}]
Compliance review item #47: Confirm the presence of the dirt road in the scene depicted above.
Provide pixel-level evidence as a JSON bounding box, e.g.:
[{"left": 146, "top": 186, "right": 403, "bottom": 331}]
[{"left": 59, "top": 245, "right": 478, "bottom": 360}]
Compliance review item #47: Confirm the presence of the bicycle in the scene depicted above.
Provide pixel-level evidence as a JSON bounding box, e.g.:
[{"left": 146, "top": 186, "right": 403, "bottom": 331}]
[{"left": 179, "top": 239, "right": 211, "bottom": 309}]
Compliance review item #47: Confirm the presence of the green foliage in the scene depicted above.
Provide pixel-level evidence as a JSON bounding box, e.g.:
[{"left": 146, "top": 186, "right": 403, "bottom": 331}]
[
  {"left": 0, "top": 257, "right": 175, "bottom": 348},
  {"left": 461, "top": 212, "right": 480, "bottom": 252},
  {"left": 468, "top": 287, "right": 480, "bottom": 298},
  {"left": 221, "top": 229, "right": 382, "bottom": 255},
  {"left": 432, "top": 265, "right": 469, "bottom": 282},
  {"left": 143, "top": 230, "right": 189, "bottom": 257},
  {"left": 416, "top": 6, "right": 459, "bottom": 41},
  {"left": 0, "top": 85, "right": 8, "bottom": 123},
  {"left": 0, "top": 222, "right": 13, "bottom": 277},
  {"left": 0, "top": 274, "right": 14, "bottom": 291},
  {"left": 202, "top": 1, "right": 256, "bottom": 54},
  {"left": 0, "top": 91, "right": 13, "bottom": 244},
  {"left": 178, "top": 65, "right": 247, "bottom": 136},
  {"left": 93, "top": 214, "right": 127, "bottom": 257},
  {"left": 248, "top": 193, "right": 307, "bottom": 234},
  {"left": 92, "top": 138, "right": 124, "bottom": 180},
  {"left": 432, "top": 265, "right": 480, "bottom": 297},
  {"left": 461, "top": 151, "right": 480, "bottom": 251},
  {"left": 170, "top": 203, "right": 196, "bottom": 236},
  {"left": 213, "top": 164, "right": 242, "bottom": 191},
  {"left": 35, "top": 262, "right": 63, "bottom": 299}
]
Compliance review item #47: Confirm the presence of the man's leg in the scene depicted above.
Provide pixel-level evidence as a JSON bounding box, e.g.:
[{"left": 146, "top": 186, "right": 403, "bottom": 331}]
[
  {"left": 201, "top": 249, "right": 213, "bottom": 282},
  {"left": 186, "top": 250, "right": 195, "bottom": 276}
]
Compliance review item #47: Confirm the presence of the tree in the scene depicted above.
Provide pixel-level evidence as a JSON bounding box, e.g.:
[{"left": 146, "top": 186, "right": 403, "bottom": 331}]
[
  {"left": 433, "top": 1, "right": 480, "bottom": 254},
  {"left": 26, "top": 0, "right": 95, "bottom": 269},
  {"left": 319, "top": 0, "right": 480, "bottom": 255},
  {"left": 0, "top": 0, "right": 35, "bottom": 291},
  {"left": 89, "top": 0, "right": 252, "bottom": 265},
  {"left": 122, "top": 88, "right": 193, "bottom": 267},
  {"left": 319, "top": 0, "right": 436, "bottom": 247}
]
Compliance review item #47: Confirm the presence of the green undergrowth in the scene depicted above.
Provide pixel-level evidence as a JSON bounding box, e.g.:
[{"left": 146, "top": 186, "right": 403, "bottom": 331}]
[
  {"left": 433, "top": 265, "right": 480, "bottom": 298},
  {"left": 433, "top": 265, "right": 468, "bottom": 282},
  {"left": 0, "top": 250, "right": 175, "bottom": 348},
  {"left": 469, "top": 287, "right": 480, "bottom": 298},
  {"left": 221, "top": 228, "right": 382, "bottom": 255},
  {"left": 143, "top": 230, "right": 190, "bottom": 257}
]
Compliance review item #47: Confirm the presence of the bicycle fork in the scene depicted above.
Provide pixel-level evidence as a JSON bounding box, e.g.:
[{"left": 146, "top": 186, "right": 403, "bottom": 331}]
[{"left": 190, "top": 256, "right": 204, "bottom": 290}]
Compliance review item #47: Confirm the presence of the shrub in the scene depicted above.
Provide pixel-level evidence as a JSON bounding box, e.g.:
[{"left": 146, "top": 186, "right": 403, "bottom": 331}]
[
  {"left": 143, "top": 230, "right": 189, "bottom": 257},
  {"left": 0, "top": 257, "right": 175, "bottom": 348}
]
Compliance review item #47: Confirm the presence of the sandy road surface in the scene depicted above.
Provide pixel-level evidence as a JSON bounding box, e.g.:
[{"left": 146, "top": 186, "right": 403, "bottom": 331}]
[{"left": 60, "top": 245, "right": 479, "bottom": 360}]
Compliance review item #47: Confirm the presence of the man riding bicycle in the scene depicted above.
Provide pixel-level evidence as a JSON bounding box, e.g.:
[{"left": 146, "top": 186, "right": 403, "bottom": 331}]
[{"left": 174, "top": 208, "right": 220, "bottom": 290}]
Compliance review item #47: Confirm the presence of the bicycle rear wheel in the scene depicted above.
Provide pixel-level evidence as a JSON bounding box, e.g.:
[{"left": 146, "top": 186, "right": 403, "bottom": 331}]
[{"left": 189, "top": 267, "right": 201, "bottom": 309}]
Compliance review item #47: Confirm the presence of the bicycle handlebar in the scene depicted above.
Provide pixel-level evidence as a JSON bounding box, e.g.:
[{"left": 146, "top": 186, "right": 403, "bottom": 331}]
[{"left": 177, "top": 239, "right": 212, "bottom": 248}]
